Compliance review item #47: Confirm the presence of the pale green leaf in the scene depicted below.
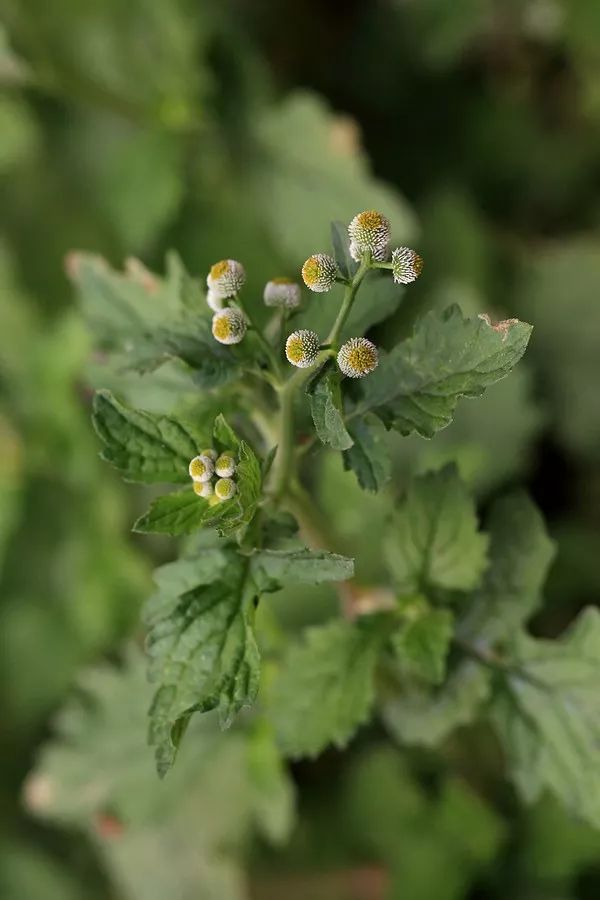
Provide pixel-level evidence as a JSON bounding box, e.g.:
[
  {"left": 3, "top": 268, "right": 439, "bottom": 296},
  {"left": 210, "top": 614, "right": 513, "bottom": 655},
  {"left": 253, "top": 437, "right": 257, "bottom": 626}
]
[
  {"left": 391, "top": 600, "right": 454, "bottom": 685},
  {"left": 251, "top": 548, "right": 354, "bottom": 591},
  {"left": 307, "top": 363, "right": 354, "bottom": 451},
  {"left": 385, "top": 464, "right": 488, "bottom": 594}
]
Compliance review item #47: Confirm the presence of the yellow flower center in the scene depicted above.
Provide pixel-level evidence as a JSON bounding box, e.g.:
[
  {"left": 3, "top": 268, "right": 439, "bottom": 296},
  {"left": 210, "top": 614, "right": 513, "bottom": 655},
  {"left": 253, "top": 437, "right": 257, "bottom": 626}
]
[
  {"left": 189, "top": 457, "right": 207, "bottom": 478},
  {"left": 210, "top": 260, "right": 229, "bottom": 280},
  {"left": 357, "top": 210, "right": 385, "bottom": 230},
  {"left": 301, "top": 257, "right": 320, "bottom": 286},
  {"left": 286, "top": 336, "right": 305, "bottom": 364},
  {"left": 213, "top": 316, "right": 232, "bottom": 341},
  {"left": 272, "top": 277, "right": 294, "bottom": 285},
  {"left": 347, "top": 343, "right": 377, "bottom": 373}
]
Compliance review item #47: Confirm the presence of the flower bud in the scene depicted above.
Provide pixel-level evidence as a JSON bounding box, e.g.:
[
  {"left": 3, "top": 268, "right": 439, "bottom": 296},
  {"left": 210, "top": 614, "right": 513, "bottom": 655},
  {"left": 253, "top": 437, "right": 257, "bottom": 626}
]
[
  {"left": 208, "top": 493, "right": 221, "bottom": 507},
  {"left": 215, "top": 477, "right": 237, "bottom": 501},
  {"left": 188, "top": 454, "right": 215, "bottom": 483},
  {"left": 348, "top": 210, "right": 391, "bottom": 262},
  {"left": 206, "top": 288, "right": 225, "bottom": 312},
  {"left": 391, "top": 247, "right": 423, "bottom": 284},
  {"left": 215, "top": 451, "right": 236, "bottom": 478},
  {"left": 212, "top": 308, "right": 247, "bottom": 345},
  {"left": 263, "top": 278, "right": 301, "bottom": 310},
  {"left": 337, "top": 337, "right": 379, "bottom": 378},
  {"left": 206, "top": 259, "right": 246, "bottom": 299},
  {"left": 193, "top": 480, "right": 214, "bottom": 498},
  {"left": 301, "top": 254, "right": 337, "bottom": 292},
  {"left": 285, "top": 330, "right": 320, "bottom": 368},
  {"left": 201, "top": 448, "right": 218, "bottom": 462}
]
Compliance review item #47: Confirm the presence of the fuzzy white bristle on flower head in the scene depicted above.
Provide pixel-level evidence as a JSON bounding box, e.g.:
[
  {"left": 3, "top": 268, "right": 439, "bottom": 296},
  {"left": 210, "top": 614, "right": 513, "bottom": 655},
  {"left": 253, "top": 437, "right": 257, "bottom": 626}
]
[
  {"left": 263, "top": 278, "right": 301, "bottom": 310},
  {"left": 189, "top": 454, "right": 215, "bottom": 483},
  {"left": 206, "top": 259, "right": 246, "bottom": 299},
  {"left": 212, "top": 307, "right": 247, "bottom": 345},
  {"left": 206, "top": 288, "right": 225, "bottom": 312},
  {"left": 337, "top": 337, "right": 379, "bottom": 378},
  {"left": 391, "top": 247, "right": 423, "bottom": 285},
  {"left": 301, "top": 254, "right": 337, "bottom": 293},
  {"left": 193, "top": 480, "right": 214, "bottom": 498},
  {"left": 215, "top": 451, "right": 236, "bottom": 478},
  {"left": 285, "top": 330, "right": 320, "bottom": 368},
  {"left": 215, "top": 477, "right": 237, "bottom": 501},
  {"left": 348, "top": 210, "right": 391, "bottom": 262}
]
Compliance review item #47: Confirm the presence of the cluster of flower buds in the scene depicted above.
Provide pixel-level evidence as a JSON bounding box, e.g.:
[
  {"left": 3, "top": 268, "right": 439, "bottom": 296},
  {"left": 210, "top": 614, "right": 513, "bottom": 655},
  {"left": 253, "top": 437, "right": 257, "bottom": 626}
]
[
  {"left": 285, "top": 329, "right": 378, "bottom": 378},
  {"left": 188, "top": 448, "right": 238, "bottom": 505},
  {"left": 205, "top": 260, "right": 249, "bottom": 345}
]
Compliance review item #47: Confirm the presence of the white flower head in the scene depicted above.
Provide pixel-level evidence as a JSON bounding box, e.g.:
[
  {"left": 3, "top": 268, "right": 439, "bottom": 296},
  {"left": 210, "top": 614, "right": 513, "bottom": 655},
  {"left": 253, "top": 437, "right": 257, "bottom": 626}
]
[
  {"left": 337, "top": 337, "right": 379, "bottom": 378},
  {"left": 206, "top": 259, "right": 246, "bottom": 299},
  {"left": 348, "top": 210, "right": 391, "bottom": 262},
  {"left": 285, "top": 330, "right": 320, "bottom": 368},
  {"left": 215, "top": 451, "right": 236, "bottom": 478},
  {"left": 189, "top": 454, "right": 215, "bottom": 483},
  {"left": 193, "top": 480, "right": 214, "bottom": 498},
  {"left": 301, "top": 254, "right": 337, "bottom": 292},
  {"left": 391, "top": 247, "right": 423, "bottom": 284},
  {"left": 263, "top": 278, "right": 301, "bottom": 310},
  {"left": 206, "top": 288, "right": 225, "bottom": 312},
  {"left": 212, "top": 307, "right": 247, "bottom": 345},
  {"left": 215, "top": 477, "right": 237, "bottom": 501}
]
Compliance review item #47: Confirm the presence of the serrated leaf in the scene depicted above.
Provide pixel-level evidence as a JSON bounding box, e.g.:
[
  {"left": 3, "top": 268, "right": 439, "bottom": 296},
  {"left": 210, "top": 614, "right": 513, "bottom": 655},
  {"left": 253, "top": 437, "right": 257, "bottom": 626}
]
[
  {"left": 93, "top": 390, "right": 207, "bottom": 483},
  {"left": 330, "top": 220, "right": 358, "bottom": 281},
  {"left": 147, "top": 551, "right": 260, "bottom": 776},
  {"left": 307, "top": 363, "right": 354, "bottom": 451},
  {"left": 382, "top": 662, "right": 491, "bottom": 748},
  {"left": 271, "top": 619, "right": 384, "bottom": 758},
  {"left": 355, "top": 304, "right": 532, "bottom": 437},
  {"left": 145, "top": 550, "right": 229, "bottom": 622},
  {"left": 251, "top": 548, "right": 354, "bottom": 592},
  {"left": 343, "top": 413, "right": 391, "bottom": 492},
  {"left": 133, "top": 488, "right": 209, "bottom": 536},
  {"left": 459, "top": 493, "right": 555, "bottom": 645},
  {"left": 491, "top": 607, "right": 600, "bottom": 829},
  {"left": 385, "top": 464, "right": 488, "bottom": 595},
  {"left": 391, "top": 600, "right": 454, "bottom": 685}
]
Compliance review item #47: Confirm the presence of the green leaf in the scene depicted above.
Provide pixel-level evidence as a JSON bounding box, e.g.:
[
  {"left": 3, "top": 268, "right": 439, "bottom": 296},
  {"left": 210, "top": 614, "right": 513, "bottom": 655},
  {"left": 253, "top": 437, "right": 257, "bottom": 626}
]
[
  {"left": 459, "top": 493, "right": 555, "bottom": 645},
  {"left": 133, "top": 488, "right": 208, "bottom": 536},
  {"left": 382, "top": 662, "right": 491, "bottom": 748},
  {"left": 391, "top": 599, "right": 454, "bottom": 685},
  {"left": 330, "top": 220, "right": 358, "bottom": 281},
  {"left": 247, "top": 723, "right": 296, "bottom": 845},
  {"left": 385, "top": 464, "right": 488, "bottom": 595},
  {"left": 251, "top": 548, "right": 354, "bottom": 592},
  {"left": 93, "top": 390, "right": 207, "bottom": 483},
  {"left": 213, "top": 413, "right": 241, "bottom": 452},
  {"left": 157, "top": 316, "right": 241, "bottom": 388},
  {"left": 491, "top": 607, "right": 600, "bottom": 829},
  {"left": 145, "top": 548, "right": 229, "bottom": 622},
  {"left": 307, "top": 363, "right": 354, "bottom": 451},
  {"left": 356, "top": 304, "right": 532, "bottom": 438},
  {"left": 343, "top": 413, "right": 391, "bottom": 492},
  {"left": 271, "top": 618, "right": 383, "bottom": 758},
  {"left": 147, "top": 550, "right": 260, "bottom": 776}
]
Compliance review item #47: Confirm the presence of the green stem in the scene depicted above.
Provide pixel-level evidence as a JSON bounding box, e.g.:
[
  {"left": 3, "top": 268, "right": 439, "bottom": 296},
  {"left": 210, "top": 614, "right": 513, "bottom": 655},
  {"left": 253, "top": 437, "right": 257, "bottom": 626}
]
[{"left": 326, "top": 257, "right": 370, "bottom": 348}]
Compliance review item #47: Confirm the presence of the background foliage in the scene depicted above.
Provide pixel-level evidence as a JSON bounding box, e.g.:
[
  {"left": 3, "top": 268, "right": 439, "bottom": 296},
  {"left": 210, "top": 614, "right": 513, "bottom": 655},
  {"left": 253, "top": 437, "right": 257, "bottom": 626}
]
[{"left": 1, "top": 0, "right": 599, "bottom": 897}]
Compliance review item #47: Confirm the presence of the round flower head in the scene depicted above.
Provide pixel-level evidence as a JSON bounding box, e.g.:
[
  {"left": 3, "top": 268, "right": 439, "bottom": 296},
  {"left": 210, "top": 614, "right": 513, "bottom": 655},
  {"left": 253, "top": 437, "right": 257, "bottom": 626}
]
[
  {"left": 201, "top": 448, "right": 218, "bottom": 462},
  {"left": 348, "top": 210, "right": 391, "bottom": 262},
  {"left": 301, "top": 254, "right": 337, "bottom": 292},
  {"left": 193, "top": 480, "right": 214, "bottom": 498},
  {"left": 285, "top": 330, "right": 320, "bottom": 368},
  {"left": 391, "top": 247, "right": 423, "bottom": 285},
  {"left": 206, "top": 259, "right": 246, "bottom": 299},
  {"left": 263, "top": 278, "right": 301, "bottom": 310},
  {"left": 215, "top": 451, "right": 236, "bottom": 478},
  {"left": 337, "top": 337, "right": 379, "bottom": 378},
  {"left": 206, "top": 288, "right": 225, "bottom": 312},
  {"left": 212, "top": 308, "right": 247, "bottom": 345},
  {"left": 214, "top": 477, "right": 237, "bottom": 501},
  {"left": 188, "top": 454, "right": 215, "bottom": 483}
]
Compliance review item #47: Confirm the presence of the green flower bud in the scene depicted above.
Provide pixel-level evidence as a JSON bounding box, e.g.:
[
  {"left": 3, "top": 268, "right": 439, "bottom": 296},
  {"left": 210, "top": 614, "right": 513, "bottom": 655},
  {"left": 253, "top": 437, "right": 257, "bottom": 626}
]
[
  {"left": 206, "top": 259, "right": 246, "bottom": 299},
  {"left": 188, "top": 454, "right": 215, "bottom": 483},
  {"left": 337, "top": 337, "right": 379, "bottom": 378},
  {"left": 212, "top": 308, "right": 247, "bottom": 345},
  {"left": 215, "top": 451, "right": 236, "bottom": 478},
  {"left": 301, "top": 254, "right": 337, "bottom": 292},
  {"left": 348, "top": 210, "right": 391, "bottom": 262},
  {"left": 391, "top": 247, "right": 423, "bottom": 285},
  {"left": 285, "top": 329, "right": 320, "bottom": 368},
  {"left": 201, "top": 448, "right": 218, "bottom": 462},
  {"left": 215, "top": 477, "right": 237, "bottom": 501},
  {"left": 263, "top": 278, "right": 301, "bottom": 309}
]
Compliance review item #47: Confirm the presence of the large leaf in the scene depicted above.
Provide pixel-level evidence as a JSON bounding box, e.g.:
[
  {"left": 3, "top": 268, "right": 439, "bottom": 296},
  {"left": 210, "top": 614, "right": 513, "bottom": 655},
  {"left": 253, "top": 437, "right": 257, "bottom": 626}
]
[
  {"left": 343, "top": 413, "right": 391, "bottom": 492},
  {"left": 355, "top": 304, "right": 532, "bottom": 438},
  {"left": 146, "top": 550, "right": 260, "bottom": 775},
  {"left": 307, "top": 363, "right": 354, "bottom": 451},
  {"left": 271, "top": 618, "right": 384, "bottom": 758},
  {"left": 491, "top": 607, "right": 600, "bottom": 829},
  {"left": 459, "top": 493, "right": 555, "bottom": 646},
  {"left": 251, "top": 548, "right": 354, "bottom": 591},
  {"left": 385, "top": 465, "right": 488, "bottom": 594},
  {"left": 93, "top": 390, "right": 207, "bottom": 483}
]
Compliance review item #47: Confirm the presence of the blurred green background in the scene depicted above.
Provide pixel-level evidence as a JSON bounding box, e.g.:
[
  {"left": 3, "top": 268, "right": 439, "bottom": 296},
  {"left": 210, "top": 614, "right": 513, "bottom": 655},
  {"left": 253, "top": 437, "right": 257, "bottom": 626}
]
[{"left": 1, "top": 0, "right": 600, "bottom": 897}]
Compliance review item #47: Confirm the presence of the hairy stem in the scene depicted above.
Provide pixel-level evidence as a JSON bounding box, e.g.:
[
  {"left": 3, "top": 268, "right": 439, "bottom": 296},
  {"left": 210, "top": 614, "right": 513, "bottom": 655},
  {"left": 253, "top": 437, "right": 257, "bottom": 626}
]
[{"left": 326, "top": 257, "right": 370, "bottom": 348}]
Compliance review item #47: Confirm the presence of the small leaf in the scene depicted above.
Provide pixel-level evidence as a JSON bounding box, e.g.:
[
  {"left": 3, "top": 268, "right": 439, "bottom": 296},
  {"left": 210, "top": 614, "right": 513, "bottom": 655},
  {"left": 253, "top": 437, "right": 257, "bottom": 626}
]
[
  {"left": 343, "top": 413, "right": 391, "bottom": 492},
  {"left": 271, "top": 618, "right": 384, "bottom": 758},
  {"left": 251, "top": 548, "right": 354, "bottom": 592},
  {"left": 330, "top": 220, "right": 358, "bottom": 282},
  {"left": 213, "top": 414, "right": 241, "bottom": 452},
  {"left": 356, "top": 305, "right": 532, "bottom": 438},
  {"left": 391, "top": 600, "right": 454, "bottom": 685},
  {"left": 307, "top": 363, "right": 354, "bottom": 451},
  {"left": 92, "top": 390, "right": 207, "bottom": 483},
  {"left": 491, "top": 607, "right": 600, "bottom": 829},
  {"left": 385, "top": 464, "right": 488, "bottom": 595},
  {"left": 133, "top": 489, "right": 208, "bottom": 536}
]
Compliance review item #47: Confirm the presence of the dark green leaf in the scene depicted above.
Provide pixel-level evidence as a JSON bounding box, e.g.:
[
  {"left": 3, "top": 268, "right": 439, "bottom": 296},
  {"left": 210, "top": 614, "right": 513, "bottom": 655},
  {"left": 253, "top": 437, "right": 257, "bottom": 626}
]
[
  {"left": 307, "top": 363, "right": 354, "bottom": 451},
  {"left": 343, "top": 413, "right": 391, "bottom": 492},
  {"left": 330, "top": 220, "right": 358, "bottom": 281},
  {"left": 133, "top": 489, "right": 208, "bottom": 536}
]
